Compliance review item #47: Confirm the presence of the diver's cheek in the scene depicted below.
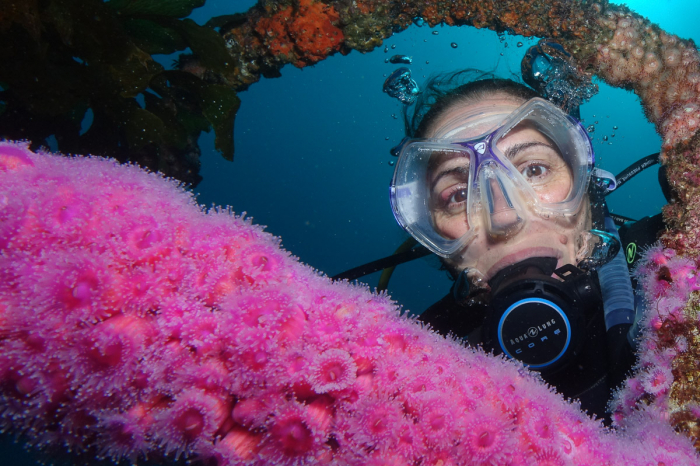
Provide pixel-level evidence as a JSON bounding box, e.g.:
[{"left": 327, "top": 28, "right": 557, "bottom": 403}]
[
  {"left": 434, "top": 213, "right": 470, "bottom": 241},
  {"left": 534, "top": 181, "right": 572, "bottom": 204},
  {"left": 530, "top": 169, "right": 573, "bottom": 204}
]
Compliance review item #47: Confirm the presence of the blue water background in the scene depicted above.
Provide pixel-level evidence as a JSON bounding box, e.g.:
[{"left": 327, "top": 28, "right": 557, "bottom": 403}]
[{"left": 3, "top": 0, "right": 699, "bottom": 464}]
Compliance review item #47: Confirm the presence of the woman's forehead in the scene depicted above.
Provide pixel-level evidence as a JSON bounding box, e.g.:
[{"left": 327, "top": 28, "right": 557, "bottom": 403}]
[{"left": 428, "top": 95, "right": 523, "bottom": 139}]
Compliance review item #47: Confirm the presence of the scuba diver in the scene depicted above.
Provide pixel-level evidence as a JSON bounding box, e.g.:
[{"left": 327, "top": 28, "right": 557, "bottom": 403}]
[
  {"left": 334, "top": 43, "right": 670, "bottom": 421},
  {"left": 390, "top": 75, "right": 635, "bottom": 420}
]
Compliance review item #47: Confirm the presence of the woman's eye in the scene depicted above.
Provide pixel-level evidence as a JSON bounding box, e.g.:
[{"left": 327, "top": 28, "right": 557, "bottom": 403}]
[
  {"left": 521, "top": 164, "right": 549, "bottom": 180},
  {"left": 443, "top": 187, "right": 468, "bottom": 205}
]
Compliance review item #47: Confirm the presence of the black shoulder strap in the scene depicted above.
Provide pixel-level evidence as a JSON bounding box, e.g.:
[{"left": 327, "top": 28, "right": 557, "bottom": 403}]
[{"left": 331, "top": 244, "right": 430, "bottom": 281}]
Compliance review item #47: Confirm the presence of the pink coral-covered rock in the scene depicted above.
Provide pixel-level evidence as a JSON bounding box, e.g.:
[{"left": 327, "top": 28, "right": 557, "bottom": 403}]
[
  {"left": 0, "top": 141, "right": 698, "bottom": 465},
  {"left": 611, "top": 243, "right": 700, "bottom": 438}
]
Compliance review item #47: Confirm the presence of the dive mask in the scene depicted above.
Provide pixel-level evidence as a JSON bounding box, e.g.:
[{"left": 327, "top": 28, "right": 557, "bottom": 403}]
[{"left": 390, "top": 97, "right": 618, "bottom": 273}]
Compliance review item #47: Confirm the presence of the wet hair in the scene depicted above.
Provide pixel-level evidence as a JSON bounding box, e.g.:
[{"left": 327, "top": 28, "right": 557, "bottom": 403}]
[{"left": 405, "top": 70, "right": 540, "bottom": 138}]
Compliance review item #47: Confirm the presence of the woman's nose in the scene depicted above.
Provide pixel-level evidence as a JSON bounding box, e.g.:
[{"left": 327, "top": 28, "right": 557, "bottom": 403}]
[{"left": 480, "top": 164, "right": 525, "bottom": 239}]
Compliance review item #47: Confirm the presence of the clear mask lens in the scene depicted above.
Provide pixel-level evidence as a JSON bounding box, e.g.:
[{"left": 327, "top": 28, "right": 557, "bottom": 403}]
[
  {"left": 426, "top": 147, "right": 473, "bottom": 243},
  {"left": 493, "top": 118, "right": 575, "bottom": 206}
]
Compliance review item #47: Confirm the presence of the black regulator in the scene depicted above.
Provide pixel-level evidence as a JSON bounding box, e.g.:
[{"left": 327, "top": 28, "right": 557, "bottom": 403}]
[{"left": 477, "top": 257, "right": 600, "bottom": 374}]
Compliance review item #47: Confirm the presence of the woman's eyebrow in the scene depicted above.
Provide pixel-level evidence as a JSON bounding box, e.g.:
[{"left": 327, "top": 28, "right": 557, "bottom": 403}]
[
  {"left": 504, "top": 141, "right": 557, "bottom": 159},
  {"left": 430, "top": 165, "right": 469, "bottom": 192}
]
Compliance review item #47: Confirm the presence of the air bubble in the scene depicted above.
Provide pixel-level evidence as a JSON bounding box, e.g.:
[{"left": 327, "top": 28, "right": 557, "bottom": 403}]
[
  {"left": 388, "top": 160, "right": 395, "bottom": 166},
  {"left": 603, "top": 136, "right": 608, "bottom": 141},
  {"left": 517, "top": 42, "right": 524, "bottom": 47},
  {"left": 391, "top": 44, "right": 396, "bottom": 49},
  {"left": 613, "top": 125, "right": 618, "bottom": 130},
  {"left": 587, "top": 125, "right": 595, "bottom": 133},
  {"left": 413, "top": 17, "right": 425, "bottom": 27},
  {"left": 389, "top": 55, "right": 412, "bottom": 64},
  {"left": 432, "top": 31, "right": 439, "bottom": 35},
  {"left": 383, "top": 67, "right": 420, "bottom": 104},
  {"left": 451, "top": 42, "right": 458, "bottom": 49}
]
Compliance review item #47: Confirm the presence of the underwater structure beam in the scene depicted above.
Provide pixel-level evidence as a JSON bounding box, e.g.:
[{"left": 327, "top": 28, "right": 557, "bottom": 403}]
[{"left": 224, "top": 0, "right": 605, "bottom": 88}]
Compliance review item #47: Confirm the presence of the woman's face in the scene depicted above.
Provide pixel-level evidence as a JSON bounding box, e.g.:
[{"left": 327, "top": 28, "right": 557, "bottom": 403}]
[{"left": 425, "top": 94, "right": 591, "bottom": 281}]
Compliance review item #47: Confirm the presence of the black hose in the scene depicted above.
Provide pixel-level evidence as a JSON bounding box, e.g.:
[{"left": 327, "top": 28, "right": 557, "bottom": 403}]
[
  {"left": 608, "top": 153, "right": 659, "bottom": 193},
  {"left": 331, "top": 242, "right": 430, "bottom": 281}
]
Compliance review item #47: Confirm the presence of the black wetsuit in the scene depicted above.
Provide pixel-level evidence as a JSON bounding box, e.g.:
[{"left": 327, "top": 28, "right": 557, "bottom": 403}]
[{"left": 418, "top": 213, "right": 664, "bottom": 421}]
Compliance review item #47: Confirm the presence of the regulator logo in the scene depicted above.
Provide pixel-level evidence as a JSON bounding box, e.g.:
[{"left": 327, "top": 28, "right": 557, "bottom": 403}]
[{"left": 509, "top": 319, "right": 557, "bottom": 345}]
